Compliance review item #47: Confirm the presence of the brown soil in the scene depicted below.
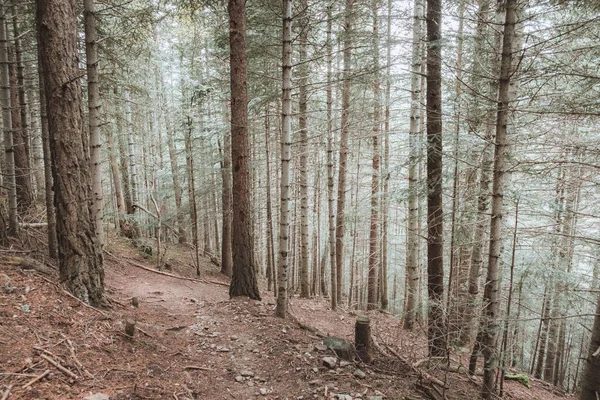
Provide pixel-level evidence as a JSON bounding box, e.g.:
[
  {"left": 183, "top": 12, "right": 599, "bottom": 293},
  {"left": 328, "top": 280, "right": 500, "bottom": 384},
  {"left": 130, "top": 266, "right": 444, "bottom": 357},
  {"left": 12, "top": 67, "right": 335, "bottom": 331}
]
[{"left": 0, "top": 238, "right": 570, "bottom": 400}]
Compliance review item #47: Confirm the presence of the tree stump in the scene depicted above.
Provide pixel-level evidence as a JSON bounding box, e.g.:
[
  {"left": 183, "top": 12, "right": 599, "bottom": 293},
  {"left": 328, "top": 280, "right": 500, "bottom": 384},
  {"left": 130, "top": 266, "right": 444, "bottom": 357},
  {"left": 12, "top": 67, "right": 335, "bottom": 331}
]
[
  {"left": 125, "top": 319, "right": 136, "bottom": 338},
  {"left": 355, "top": 316, "right": 373, "bottom": 363}
]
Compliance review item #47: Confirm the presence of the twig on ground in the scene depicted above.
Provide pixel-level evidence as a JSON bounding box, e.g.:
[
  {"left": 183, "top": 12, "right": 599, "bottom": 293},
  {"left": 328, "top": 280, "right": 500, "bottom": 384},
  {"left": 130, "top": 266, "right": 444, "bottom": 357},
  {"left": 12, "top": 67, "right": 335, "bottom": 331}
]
[
  {"left": 61, "top": 289, "right": 110, "bottom": 318},
  {"left": 384, "top": 342, "right": 448, "bottom": 389},
  {"left": 137, "top": 326, "right": 154, "bottom": 338},
  {"left": 183, "top": 366, "right": 213, "bottom": 371},
  {"left": 61, "top": 335, "right": 94, "bottom": 379},
  {"left": 1, "top": 385, "right": 12, "bottom": 400},
  {"left": 39, "top": 353, "right": 78, "bottom": 380},
  {"left": 21, "top": 370, "right": 50, "bottom": 389}
]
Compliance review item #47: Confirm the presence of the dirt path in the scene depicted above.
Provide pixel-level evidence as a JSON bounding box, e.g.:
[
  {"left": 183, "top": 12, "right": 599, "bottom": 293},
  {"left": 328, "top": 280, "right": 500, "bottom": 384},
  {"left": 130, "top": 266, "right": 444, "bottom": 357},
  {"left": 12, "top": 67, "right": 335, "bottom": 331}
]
[{"left": 0, "top": 243, "right": 569, "bottom": 400}]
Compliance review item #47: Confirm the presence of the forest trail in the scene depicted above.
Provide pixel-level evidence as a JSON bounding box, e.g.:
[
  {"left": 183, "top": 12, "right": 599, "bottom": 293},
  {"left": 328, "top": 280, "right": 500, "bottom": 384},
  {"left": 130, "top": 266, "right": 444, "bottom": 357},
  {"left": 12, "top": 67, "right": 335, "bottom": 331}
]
[{"left": 1, "top": 239, "right": 569, "bottom": 400}]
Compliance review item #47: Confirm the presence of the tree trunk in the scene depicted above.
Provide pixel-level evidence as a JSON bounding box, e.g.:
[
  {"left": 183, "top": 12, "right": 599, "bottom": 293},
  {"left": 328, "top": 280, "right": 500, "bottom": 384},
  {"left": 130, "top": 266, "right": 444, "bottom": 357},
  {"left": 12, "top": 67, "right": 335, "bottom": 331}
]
[
  {"left": 84, "top": 0, "right": 103, "bottom": 246},
  {"left": 166, "top": 113, "right": 188, "bottom": 244},
  {"left": 326, "top": 1, "right": 336, "bottom": 310},
  {"left": 425, "top": 0, "right": 445, "bottom": 358},
  {"left": 220, "top": 99, "right": 233, "bottom": 276},
  {"left": 36, "top": 0, "right": 104, "bottom": 305},
  {"left": 459, "top": 0, "right": 493, "bottom": 347},
  {"left": 579, "top": 293, "right": 600, "bottom": 400},
  {"left": 105, "top": 114, "right": 125, "bottom": 214},
  {"left": 0, "top": 0, "right": 17, "bottom": 236},
  {"left": 8, "top": 8, "right": 33, "bottom": 215},
  {"left": 36, "top": 41, "right": 58, "bottom": 258},
  {"left": 335, "top": 0, "right": 355, "bottom": 307},
  {"left": 481, "top": 0, "right": 518, "bottom": 397},
  {"left": 404, "top": 0, "right": 424, "bottom": 330},
  {"left": 185, "top": 117, "right": 200, "bottom": 276},
  {"left": 298, "top": 0, "right": 310, "bottom": 299},
  {"left": 228, "top": 0, "right": 260, "bottom": 300},
  {"left": 276, "top": 0, "right": 292, "bottom": 317},
  {"left": 264, "top": 106, "right": 275, "bottom": 289},
  {"left": 367, "top": 0, "right": 381, "bottom": 311}
]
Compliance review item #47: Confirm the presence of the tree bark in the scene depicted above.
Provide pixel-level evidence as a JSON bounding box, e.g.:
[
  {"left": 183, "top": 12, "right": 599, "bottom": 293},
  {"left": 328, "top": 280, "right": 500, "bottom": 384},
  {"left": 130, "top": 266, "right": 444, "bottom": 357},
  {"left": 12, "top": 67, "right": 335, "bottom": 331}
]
[
  {"left": 335, "top": 0, "right": 355, "bottom": 307},
  {"left": 36, "top": 39, "right": 57, "bottom": 258},
  {"left": 184, "top": 117, "right": 200, "bottom": 276},
  {"left": 326, "top": 1, "right": 336, "bottom": 310},
  {"left": 36, "top": 0, "right": 104, "bottom": 305},
  {"left": 298, "top": 0, "right": 310, "bottom": 299},
  {"left": 459, "top": 0, "right": 493, "bottom": 347},
  {"left": 0, "top": 0, "right": 17, "bottom": 236},
  {"left": 84, "top": 0, "right": 103, "bottom": 246},
  {"left": 228, "top": 0, "right": 260, "bottom": 300},
  {"left": 404, "top": 0, "right": 424, "bottom": 329},
  {"left": 481, "top": 0, "right": 518, "bottom": 397},
  {"left": 276, "top": 0, "right": 292, "bottom": 317},
  {"left": 425, "top": 0, "right": 445, "bottom": 358},
  {"left": 367, "top": 0, "right": 381, "bottom": 311},
  {"left": 579, "top": 293, "right": 600, "bottom": 400}
]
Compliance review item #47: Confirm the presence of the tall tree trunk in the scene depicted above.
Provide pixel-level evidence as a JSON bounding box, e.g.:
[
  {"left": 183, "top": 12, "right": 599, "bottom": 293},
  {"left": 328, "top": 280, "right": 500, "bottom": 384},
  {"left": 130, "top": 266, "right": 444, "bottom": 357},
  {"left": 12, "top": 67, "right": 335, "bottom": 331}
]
[
  {"left": 0, "top": 0, "right": 17, "bottom": 236},
  {"left": 36, "top": 0, "right": 103, "bottom": 305},
  {"left": 264, "top": 106, "right": 275, "bottom": 288},
  {"left": 380, "top": 0, "right": 392, "bottom": 312},
  {"left": 12, "top": 5, "right": 34, "bottom": 213},
  {"left": 84, "top": 0, "right": 103, "bottom": 246},
  {"left": 35, "top": 25, "right": 57, "bottom": 257},
  {"left": 425, "top": 0, "right": 445, "bottom": 358},
  {"left": 335, "top": 0, "right": 355, "bottom": 307},
  {"left": 105, "top": 114, "right": 124, "bottom": 214},
  {"left": 579, "top": 292, "right": 600, "bottom": 400},
  {"left": 166, "top": 113, "right": 188, "bottom": 244},
  {"left": 459, "top": 0, "right": 493, "bottom": 347},
  {"left": 220, "top": 99, "right": 233, "bottom": 276},
  {"left": 481, "top": 0, "right": 518, "bottom": 397},
  {"left": 276, "top": 0, "right": 292, "bottom": 317},
  {"left": 367, "top": 0, "right": 381, "bottom": 311},
  {"left": 298, "top": 0, "right": 310, "bottom": 299},
  {"left": 326, "top": 1, "right": 337, "bottom": 310},
  {"left": 8, "top": 30, "right": 32, "bottom": 215},
  {"left": 228, "top": 0, "right": 260, "bottom": 300},
  {"left": 185, "top": 117, "right": 201, "bottom": 276},
  {"left": 404, "top": 0, "right": 424, "bottom": 330}
]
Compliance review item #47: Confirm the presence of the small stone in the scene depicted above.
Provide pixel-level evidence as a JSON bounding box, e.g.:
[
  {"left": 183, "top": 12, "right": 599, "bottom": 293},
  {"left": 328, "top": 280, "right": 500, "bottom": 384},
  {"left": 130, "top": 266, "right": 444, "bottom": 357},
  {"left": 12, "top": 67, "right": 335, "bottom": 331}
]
[
  {"left": 336, "top": 395, "right": 352, "bottom": 400},
  {"left": 240, "top": 370, "right": 254, "bottom": 377},
  {"left": 322, "top": 356, "right": 337, "bottom": 369},
  {"left": 366, "top": 397, "right": 383, "bottom": 400},
  {"left": 83, "top": 394, "right": 110, "bottom": 400},
  {"left": 314, "top": 343, "right": 328, "bottom": 351},
  {"left": 247, "top": 381, "right": 255, "bottom": 387},
  {"left": 235, "top": 375, "right": 244, "bottom": 382},
  {"left": 339, "top": 361, "right": 350, "bottom": 367},
  {"left": 259, "top": 388, "right": 268, "bottom": 395},
  {"left": 230, "top": 335, "right": 239, "bottom": 341},
  {"left": 312, "top": 367, "right": 318, "bottom": 373},
  {"left": 353, "top": 369, "right": 366, "bottom": 379},
  {"left": 217, "top": 346, "right": 230, "bottom": 352}
]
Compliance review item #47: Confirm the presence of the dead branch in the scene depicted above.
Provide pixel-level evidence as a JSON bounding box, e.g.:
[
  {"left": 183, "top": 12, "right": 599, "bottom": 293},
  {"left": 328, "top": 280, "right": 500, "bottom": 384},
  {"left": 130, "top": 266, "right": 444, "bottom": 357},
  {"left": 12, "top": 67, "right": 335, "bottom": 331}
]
[
  {"left": 119, "top": 255, "right": 228, "bottom": 287},
  {"left": 384, "top": 343, "right": 448, "bottom": 389},
  {"left": 1, "top": 385, "right": 12, "bottom": 400},
  {"left": 40, "top": 353, "right": 78, "bottom": 380},
  {"left": 21, "top": 370, "right": 50, "bottom": 389},
  {"left": 183, "top": 366, "right": 213, "bottom": 371}
]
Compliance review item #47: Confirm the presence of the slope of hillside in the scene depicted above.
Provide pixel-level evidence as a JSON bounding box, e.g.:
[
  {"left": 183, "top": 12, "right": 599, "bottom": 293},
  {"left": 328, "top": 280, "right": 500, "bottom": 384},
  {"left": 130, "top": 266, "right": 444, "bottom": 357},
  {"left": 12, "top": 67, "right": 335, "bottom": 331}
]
[{"left": 0, "top": 240, "right": 570, "bottom": 400}]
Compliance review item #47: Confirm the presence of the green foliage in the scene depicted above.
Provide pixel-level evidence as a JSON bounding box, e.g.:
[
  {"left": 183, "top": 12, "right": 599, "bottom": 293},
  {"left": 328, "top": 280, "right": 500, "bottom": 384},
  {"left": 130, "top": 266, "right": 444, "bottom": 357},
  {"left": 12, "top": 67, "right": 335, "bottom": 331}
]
[{"left": 505, "top": 373, "right": 532, "bottom": 389}]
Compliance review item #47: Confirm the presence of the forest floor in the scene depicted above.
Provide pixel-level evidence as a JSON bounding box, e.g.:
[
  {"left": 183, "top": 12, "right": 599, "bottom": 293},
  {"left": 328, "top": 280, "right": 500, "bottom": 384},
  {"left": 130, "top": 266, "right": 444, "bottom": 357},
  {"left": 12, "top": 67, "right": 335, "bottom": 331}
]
[{"left": 0, "top": 237, "right": 571, "bottom": 400}]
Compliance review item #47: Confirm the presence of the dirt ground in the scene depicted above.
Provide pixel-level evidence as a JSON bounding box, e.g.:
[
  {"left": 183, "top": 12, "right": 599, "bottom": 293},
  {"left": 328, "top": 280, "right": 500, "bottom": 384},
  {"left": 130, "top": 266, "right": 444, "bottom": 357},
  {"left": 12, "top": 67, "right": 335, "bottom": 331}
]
[{"left": 0, "top": 238, "right": 571, "bottom": 400}]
